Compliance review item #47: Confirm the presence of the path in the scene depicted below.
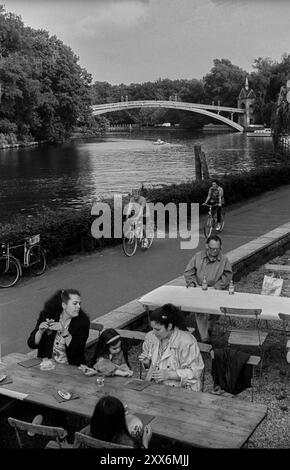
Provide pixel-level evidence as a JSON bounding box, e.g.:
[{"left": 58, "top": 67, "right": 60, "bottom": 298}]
[{"left": 1, "top": 184, "right": 290, "bottom": 355}]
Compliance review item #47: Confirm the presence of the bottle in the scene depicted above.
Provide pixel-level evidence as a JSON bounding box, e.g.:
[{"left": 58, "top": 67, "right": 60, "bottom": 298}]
[
  {"left": 229, "top": 280, "right": 235, "bottom": 295},
  {"left": 202, "top": 276, "right": 208, "bottom": 291}
]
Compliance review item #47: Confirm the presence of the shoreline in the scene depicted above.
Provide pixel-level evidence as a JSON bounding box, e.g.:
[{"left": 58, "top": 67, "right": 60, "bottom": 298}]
[{"left": 0, "top": 140, "right": 47, "bottom": 150}]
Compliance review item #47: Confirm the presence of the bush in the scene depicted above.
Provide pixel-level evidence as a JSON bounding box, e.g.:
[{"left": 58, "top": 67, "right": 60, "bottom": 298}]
[
  {"left": 2, "top": 163, "right": 290, "bottom": 263},
  {"left": 141, "top": 164, "right": 290, "bottom": 214},
  {"left": 0, "top": 196, "right": 132, "bottom": 261}
]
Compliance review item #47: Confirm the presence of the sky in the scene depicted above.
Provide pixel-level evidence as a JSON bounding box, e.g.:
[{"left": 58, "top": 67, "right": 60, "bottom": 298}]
[{"left": 2, "top": 0, "right": 290, "bottom": 84}]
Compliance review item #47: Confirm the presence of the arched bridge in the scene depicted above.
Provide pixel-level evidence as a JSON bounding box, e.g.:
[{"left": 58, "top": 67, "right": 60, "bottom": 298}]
[{"left": 91, "top": 100, "right": 245, "bottom": 132}]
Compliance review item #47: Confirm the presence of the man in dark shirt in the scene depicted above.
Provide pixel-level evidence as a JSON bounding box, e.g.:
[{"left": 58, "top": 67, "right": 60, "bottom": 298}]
[{"left": 184, "top": 235, "right": 232, "bottom": 343}]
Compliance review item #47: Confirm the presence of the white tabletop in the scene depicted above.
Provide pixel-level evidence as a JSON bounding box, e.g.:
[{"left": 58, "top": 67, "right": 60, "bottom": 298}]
[{"left": 138, "top": 285, "right": 290, "bottom": 321}]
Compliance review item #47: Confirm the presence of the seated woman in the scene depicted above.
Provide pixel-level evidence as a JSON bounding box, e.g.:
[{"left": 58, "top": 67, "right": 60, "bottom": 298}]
[
  {"left": 27, "top": 289, "right": 90, "bottom": 366},
  {"left": 90, "top": 395, "right": 152, "bottom": 448},
  {"left": 90, "top": 328, "right": 133, "bottom": 377},
  {"left": 139, "top": 303, "right": 204, "bottom": 391}
]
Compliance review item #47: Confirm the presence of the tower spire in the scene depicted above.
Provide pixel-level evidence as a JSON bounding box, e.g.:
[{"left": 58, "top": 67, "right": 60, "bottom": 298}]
[{"left": 245, "top": 77, "right": 249, "bottom": 91}]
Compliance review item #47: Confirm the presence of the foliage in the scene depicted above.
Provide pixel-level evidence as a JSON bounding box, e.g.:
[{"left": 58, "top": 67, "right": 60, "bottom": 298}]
[
  {"left": 90, "top": 78, "right": 207, "bottom": 129},
  {"left": 0, "top": 5, "right": 92, "bottom": 143},
  {"left": 203, "top": 59, "right": 247, "bottom": 107}
]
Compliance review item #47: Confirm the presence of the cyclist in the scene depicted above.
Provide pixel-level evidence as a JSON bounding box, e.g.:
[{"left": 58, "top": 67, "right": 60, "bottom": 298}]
[
  {"left": 203, "top": 181, "right": 224, "bottom": 231},
  {"left": 125, "top": 188, "right": 149, "bottom": 248}
]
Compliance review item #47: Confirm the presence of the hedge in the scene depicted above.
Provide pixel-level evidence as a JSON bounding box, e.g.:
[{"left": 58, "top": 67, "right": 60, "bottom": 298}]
[{"left": 2, "top": 163, "right": 290, "bottom": 262}]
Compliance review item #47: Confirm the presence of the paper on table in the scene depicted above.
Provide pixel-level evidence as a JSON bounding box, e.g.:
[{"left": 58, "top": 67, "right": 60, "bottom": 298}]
[
  {"left": 18, "top": 357, "right": 42, "bottom": 368},
  {"left": 0, "top": 388, "right": 28, "bottom": 400},
  {"left": 125, "top": 379, "right": 151, "bottom": 391}
]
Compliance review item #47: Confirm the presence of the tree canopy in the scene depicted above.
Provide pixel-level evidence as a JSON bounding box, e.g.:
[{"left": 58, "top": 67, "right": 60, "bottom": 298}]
[{"left": 0, "top": 5, "right": 92, "bottom": 142}]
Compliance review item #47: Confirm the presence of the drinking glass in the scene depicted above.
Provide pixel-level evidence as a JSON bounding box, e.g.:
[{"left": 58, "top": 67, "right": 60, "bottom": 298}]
[{"left": 96, "top": 375, "right": 105, "bottom": 387}]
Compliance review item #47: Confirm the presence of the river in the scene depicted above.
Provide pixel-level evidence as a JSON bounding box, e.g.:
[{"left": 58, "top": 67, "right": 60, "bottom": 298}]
[{"left": 0, "top": 128, "right": 284, "bottom": 222}]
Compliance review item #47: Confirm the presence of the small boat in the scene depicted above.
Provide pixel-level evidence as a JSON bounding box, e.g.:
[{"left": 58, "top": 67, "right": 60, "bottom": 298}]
[
  {"left": 153, "top": 139, "right": 165, "bottom": 145},
  {"left": 246, "top": 128, "right": 272, "bottom": 137}
]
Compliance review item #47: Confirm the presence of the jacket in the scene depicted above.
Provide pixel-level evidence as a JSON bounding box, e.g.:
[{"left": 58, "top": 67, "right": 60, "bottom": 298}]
[
  {"left": 142, "top": 328, "right": 204, "bottom": 391},
  {"left": 184, "top": 250, "right": 232, "bottom": 289},
  {"left": 211, "top": 347, "right": 252, "bottom": 395},
  {"left": 27, "top": 310, "right": 90, "bottom": 366}
]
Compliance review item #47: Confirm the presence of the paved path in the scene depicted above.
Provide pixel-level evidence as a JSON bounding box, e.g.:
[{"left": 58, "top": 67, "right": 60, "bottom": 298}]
[{"left": 1, "top": 184, "right": 290, "bottom": 356}]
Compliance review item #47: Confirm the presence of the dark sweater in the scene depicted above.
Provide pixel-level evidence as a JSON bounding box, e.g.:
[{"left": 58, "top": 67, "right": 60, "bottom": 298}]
[{"left": 27, "top": 310, "right": 90, "bottom": 366}]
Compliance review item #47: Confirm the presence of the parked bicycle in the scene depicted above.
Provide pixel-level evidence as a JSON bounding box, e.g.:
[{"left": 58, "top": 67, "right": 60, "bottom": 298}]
[
  {"left": 203, "top": 203, "right": 225, "bottom": 238},
  {"left": 0, "top": 234, "right": 46, "bottom": 288},
  {"left": 122, "top": 220, "right": 154, "bottom": 257}
]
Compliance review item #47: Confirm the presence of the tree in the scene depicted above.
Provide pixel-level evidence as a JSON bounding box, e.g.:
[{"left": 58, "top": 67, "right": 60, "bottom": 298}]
[
  {"left": 203, "top": 59, "right": 247, "bottom": 107},
  {"left": 0, "top": 5, "right": 92, "bottom": 142}
]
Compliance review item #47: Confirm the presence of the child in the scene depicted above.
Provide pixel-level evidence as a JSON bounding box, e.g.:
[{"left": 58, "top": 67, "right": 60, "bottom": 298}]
[{"left": 91, "top": 328, "right": 133, "bottom": 377}]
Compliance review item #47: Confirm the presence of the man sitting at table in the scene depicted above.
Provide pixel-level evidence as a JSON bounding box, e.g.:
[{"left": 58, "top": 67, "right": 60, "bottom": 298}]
[{"left": 184, "top": 235, "right": 232, "bottom": 343}]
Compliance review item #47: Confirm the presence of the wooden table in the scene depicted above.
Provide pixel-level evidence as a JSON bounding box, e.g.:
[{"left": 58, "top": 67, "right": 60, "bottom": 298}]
[
  {"left": 138, "top": 285, "right": 290, "bottom": 321},
  {"left": 0, "top": 353, "right": 267, "bottom": 448}
]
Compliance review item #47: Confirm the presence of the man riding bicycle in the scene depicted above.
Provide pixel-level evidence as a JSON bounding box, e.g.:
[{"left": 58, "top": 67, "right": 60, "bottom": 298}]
[
  {"left": 125, "top": 188, "right": 150, "bottom": 248},
  {"left": 203, "top": 181, "right": 224, "bottom": 231}
]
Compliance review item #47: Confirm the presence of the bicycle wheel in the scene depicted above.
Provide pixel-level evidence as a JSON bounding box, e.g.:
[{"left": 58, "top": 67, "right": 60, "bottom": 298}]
[
  {"left": 204, "top": 217, "right": 213, "bottom": 238},
  {"left": 122, "top": 230, "right": 137, "bottom": 257},
  {"left": 0, "top": 256, "right": 20, "bottom": 288},
  {"left": 28, "top": 245, "right": 47, "bottom": 275}
]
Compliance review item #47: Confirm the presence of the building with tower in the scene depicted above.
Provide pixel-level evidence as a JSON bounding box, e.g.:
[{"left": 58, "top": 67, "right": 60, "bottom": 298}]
[{"left": 237, "top": 78, "right": 256, "bottom": 129}]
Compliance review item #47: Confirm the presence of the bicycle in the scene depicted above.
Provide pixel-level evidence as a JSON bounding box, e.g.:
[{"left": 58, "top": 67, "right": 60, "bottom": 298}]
[
  {"left": 203, "top": 203, "right": 225, "bottom": 238},
  {"left": 122, "top": 219, "right": 154, "bottom": 257},
  {"left": 0, "top": 234, "right": 47, "bottom": 288}
]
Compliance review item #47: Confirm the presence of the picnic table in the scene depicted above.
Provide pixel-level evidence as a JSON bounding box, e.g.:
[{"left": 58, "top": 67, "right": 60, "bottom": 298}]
[
  {"left": 138, "top": 285, "right": 290, "bottom": 321},
  {"left": 0, "top": 353, "right": 267, "bottom": 448}
]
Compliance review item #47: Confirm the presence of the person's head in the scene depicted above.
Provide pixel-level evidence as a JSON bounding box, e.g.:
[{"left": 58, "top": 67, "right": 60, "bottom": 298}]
[
  {"left": 206, "top": 235, "right": 222, "bottom": 259},
  {"left": 92, "top": 328, "right": 129, "bottom": 366},
  {"left": 149, "top": 303, "right": 182, "bottom": 340},
  {"left": 131, "top": 188, "right": 140, "bottom": 199},
  {"left": 42, "top": 289, "right": 83, "bottom": 319},
  {"left": 98, "top": 328, "right": 121, "bottom": 354},
  {"left": 90, "top": 395, "right": 130, "bottom": 441},
  {"left": 61, "top": 289, "right": 81, "bottom": 318},
  {"left": 211, "top": 181, "right": 217, "bottom": 189}
]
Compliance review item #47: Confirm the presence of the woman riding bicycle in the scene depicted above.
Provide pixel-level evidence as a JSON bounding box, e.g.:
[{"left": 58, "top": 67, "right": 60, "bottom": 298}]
[{"left": 203, "top": 181, "right": 224, "bottom": 231}]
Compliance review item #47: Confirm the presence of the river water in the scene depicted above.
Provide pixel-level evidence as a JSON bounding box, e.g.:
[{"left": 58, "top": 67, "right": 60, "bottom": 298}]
[{"left": 0, "top": 128, "right": 283, "bottom": 222}]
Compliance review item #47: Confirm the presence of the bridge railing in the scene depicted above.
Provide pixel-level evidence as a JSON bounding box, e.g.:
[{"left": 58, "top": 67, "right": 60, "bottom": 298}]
[{"left": 91, "top": 100, "right": 245, "bottom": 114}]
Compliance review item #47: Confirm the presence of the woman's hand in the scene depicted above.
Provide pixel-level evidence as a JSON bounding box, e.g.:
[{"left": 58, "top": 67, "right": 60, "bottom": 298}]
[
  {"left": 38, "top": 321, "right": 49, "bottom": 332},
  {"left": 152, "top": 369, "right": 179, "bottom": 382},
  {"left": 138, "top": 353, "right": 151, "bottom": 369},
  {"left": 142, "top": 425, "right": 152, "bottom": 449},
  {"left": 48, "top": 322, "right": 62, "bottom": 332},
  {"left": 152, "top": 369, "right": 170, "bottom": 382}
]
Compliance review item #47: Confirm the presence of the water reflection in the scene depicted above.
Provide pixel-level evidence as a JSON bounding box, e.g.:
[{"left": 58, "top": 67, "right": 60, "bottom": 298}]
[{"left": 0, "top": 129, "right": 279, "bottom": 222}]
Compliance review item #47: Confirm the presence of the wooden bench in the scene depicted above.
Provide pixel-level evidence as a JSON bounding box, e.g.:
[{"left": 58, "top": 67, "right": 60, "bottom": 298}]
[{"left": 264, "top": 263, "right": 290, "bottom": 272}]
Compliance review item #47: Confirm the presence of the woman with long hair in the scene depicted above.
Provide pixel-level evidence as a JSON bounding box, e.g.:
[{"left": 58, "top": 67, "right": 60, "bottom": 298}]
[
  {"left": 139, "top": 303, "right": 204, "bottom": 391},
  {"left": 27, "top": 289, "right": 90, "bottom": 365},
  {"left": 90, "top": 395, "right": 151, "bottom": 448},
  {"left": 90, "top": 328, "right": 133, "bottom": 377}
]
